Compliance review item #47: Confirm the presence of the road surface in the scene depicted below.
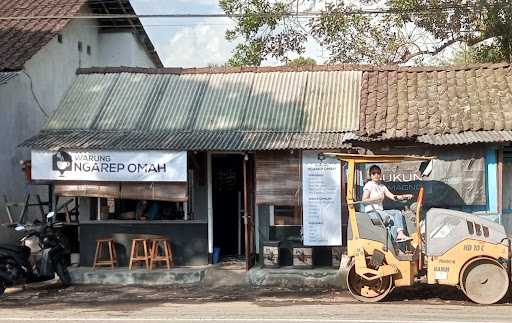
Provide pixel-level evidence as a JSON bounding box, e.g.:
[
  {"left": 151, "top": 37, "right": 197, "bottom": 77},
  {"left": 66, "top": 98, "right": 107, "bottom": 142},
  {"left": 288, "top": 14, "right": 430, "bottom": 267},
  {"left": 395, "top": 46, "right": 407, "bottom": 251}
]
[{"left": 0, "top": 283, "right": 510, "bottom": 323}]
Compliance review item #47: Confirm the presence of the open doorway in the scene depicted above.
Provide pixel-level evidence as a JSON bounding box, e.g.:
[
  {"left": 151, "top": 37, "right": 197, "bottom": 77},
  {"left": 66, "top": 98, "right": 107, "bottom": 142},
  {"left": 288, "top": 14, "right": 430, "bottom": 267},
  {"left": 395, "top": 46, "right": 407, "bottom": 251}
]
[{"left": 212, "top": 154, "right": 245, "bottom": 260}]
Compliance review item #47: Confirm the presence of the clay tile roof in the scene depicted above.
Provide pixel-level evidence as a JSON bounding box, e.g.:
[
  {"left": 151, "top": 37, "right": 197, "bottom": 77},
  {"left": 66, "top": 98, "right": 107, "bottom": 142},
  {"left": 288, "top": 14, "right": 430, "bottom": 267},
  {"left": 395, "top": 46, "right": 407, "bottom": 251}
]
[
  {"left": 0, "top": 0, "right": 162, "bottom": 71},
  {"left": 359, "top": 63, "right": 512, "bottom": 138},
  {"left": 0, "top": 0, "right": 87, "bottom": 71}
]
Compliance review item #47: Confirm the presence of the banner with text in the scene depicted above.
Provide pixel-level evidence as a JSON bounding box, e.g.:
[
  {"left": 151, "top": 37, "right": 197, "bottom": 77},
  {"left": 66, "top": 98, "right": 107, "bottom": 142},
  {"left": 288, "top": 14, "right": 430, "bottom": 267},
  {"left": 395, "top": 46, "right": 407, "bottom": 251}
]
[
  {"left": 302, "top": 151, "right": 342, "bottom": 246},
  {"left": 31, "top": 150, "right": 187, "bottom": 182}
]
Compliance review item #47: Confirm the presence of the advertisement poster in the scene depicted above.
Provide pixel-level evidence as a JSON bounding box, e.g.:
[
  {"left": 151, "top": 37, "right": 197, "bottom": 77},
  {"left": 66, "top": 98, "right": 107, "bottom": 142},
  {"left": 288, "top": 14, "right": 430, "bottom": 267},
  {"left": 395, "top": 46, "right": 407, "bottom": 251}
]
[
  {"left": 31, "top": 149, "right": 187, "bottom": 182},
  {"left": 302, "top": 151, "right": 342, "bottom": 246}
]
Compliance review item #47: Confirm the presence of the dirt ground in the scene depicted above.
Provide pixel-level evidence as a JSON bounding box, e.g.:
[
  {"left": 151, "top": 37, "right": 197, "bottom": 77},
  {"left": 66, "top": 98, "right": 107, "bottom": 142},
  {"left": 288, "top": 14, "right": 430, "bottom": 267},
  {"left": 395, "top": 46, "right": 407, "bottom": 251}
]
[
  {"left": 0, "top": 281, "right": 504, "bottom": 309},
  {"left": 1, "top": 282, "right": 511, "bottom": 323}
]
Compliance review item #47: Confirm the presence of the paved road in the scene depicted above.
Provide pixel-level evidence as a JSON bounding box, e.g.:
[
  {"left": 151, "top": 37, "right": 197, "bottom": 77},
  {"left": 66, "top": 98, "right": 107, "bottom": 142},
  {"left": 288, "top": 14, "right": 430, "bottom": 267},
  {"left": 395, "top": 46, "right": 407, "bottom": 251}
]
[{"left": 1, "top": 283, "right": 511, "bottom": 323}]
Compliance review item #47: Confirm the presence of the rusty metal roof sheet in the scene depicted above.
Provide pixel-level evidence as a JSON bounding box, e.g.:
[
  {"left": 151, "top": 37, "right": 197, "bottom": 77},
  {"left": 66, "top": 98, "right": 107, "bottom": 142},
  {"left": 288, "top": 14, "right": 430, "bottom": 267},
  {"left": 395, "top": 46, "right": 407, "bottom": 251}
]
[
  {"left": 21, "top": 131, "right": 353, "bottom": 151},
  {"left": 417, "top": 131, "right": 512, "bottom": 145}
]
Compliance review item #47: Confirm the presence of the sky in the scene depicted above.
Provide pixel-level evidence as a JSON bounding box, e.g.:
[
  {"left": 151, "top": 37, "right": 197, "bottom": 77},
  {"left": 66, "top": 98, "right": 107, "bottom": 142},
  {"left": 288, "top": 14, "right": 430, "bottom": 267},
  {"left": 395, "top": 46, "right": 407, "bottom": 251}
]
[
  {"left": 130, "top": 0, "right": 327, "bottom": 68},
  {"left": 129, "top": 0, "right": 456, "bottom": 68}
]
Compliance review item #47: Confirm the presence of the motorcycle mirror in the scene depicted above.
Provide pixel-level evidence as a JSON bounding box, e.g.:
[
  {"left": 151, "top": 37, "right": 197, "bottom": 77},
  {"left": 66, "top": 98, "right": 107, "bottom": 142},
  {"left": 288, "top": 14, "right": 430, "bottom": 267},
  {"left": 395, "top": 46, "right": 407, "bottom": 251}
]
[{"left": 15, "top": 225, "right": 25, "bottom": 231}]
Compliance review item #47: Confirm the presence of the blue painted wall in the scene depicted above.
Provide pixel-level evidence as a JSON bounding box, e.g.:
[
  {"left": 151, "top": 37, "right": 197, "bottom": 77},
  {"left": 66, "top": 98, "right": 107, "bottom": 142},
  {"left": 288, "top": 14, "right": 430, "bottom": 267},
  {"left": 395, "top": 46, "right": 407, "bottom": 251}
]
[{"left": 485, "top": 149, "right": 498, "bottom": 213}]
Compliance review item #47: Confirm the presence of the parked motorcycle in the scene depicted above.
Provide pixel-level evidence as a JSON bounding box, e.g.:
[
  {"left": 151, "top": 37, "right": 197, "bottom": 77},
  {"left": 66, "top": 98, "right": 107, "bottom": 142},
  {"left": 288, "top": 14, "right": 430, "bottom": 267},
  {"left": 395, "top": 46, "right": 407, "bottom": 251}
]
[{"left": 0, "top": 212, "right": 71, "bottom": 296}]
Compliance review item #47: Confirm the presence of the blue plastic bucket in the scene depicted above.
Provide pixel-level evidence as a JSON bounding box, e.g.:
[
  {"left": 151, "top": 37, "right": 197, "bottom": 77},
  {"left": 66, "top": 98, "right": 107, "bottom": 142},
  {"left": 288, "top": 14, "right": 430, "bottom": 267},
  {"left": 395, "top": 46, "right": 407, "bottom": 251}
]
[{"left": 213, "top": 247, "right": 221, "bottom": 264}]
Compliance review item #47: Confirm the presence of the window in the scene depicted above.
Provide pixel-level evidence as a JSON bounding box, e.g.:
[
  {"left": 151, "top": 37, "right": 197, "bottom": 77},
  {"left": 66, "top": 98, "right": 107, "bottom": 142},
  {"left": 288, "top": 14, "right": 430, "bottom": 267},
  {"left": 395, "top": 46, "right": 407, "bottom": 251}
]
[
  {"left": 475, "top": 223, "right": 482, "bottom": 236},
  {"left": 467, "top": 221, "right": 474, "bottom": 235},
  {"left": 57, "top": 34, "right": 63, "bottom": 43},
  {"left": 78, "top": 41, "right": 83, "bottom": 52},
  {"left": 274, "top": 205, "right": 301, "bottom": 225},
  {"left": 483, "top": 226, "right": 489, "bottom": 238},
  {"left": 86, "top": 45, "right": 91, "bottom": 55},
  {"left": 97, "top": 198, "right": 186, "bottom": 221}
]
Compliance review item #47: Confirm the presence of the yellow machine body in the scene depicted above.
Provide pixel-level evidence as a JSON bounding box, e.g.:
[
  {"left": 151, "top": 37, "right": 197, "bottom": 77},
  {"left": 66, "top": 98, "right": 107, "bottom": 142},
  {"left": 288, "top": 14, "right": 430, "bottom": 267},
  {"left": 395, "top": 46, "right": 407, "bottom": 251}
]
[
  {"left": 426, "top": 239, "right": 509, "bottom": 285},
  {"left": 326, "top": 153, "right": 511, "bottom": 304}
]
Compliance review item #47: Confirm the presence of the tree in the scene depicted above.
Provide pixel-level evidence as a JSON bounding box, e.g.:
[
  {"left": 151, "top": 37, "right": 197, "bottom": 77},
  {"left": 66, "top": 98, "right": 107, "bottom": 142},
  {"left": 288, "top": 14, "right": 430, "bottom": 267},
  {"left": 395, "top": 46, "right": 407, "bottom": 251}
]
[
  {"left": 286, "top": 56, "right": 317, "bottom": 66},
  {"left": 444, "top": 43, "right": 507, "bottom": 65},
  {"left": 220, "top": 0, "right": 512, "bottom": 65},
  {"left": 220, "top": 0, "right": 307, "bottom": 66}
]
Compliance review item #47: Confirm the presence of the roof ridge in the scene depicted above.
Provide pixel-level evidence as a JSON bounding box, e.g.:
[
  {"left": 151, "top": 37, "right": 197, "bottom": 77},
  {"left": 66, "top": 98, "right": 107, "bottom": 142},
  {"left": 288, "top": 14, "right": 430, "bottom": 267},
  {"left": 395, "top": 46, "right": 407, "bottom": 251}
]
[{"left": 77, "top": 62, "right": 512, "bottom": 76}]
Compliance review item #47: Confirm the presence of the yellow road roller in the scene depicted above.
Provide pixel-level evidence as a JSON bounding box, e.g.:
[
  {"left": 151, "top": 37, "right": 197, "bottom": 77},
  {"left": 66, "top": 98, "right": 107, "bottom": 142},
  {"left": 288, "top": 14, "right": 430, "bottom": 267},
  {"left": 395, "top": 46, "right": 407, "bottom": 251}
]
[{"left": 325, "top": 153, "right": 511, "bottom": 304}]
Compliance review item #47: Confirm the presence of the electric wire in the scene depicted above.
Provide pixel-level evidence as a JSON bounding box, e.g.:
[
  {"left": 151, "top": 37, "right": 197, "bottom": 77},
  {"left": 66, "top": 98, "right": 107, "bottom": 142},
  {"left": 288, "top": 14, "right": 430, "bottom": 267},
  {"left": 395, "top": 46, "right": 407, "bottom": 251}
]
[
  {"left": 21, "top": 71, "right": 49, "bottom": 119},
  {"left": 0, "top": 3, "right": 501, "bottom": 20}
]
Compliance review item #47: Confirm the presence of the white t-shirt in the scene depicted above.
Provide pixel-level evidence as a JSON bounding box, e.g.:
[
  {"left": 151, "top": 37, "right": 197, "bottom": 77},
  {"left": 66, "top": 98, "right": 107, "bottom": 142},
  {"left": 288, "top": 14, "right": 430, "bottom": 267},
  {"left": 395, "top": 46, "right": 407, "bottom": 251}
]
[{"left": 362, "top": 181, "right": 389, "bottom": 213}]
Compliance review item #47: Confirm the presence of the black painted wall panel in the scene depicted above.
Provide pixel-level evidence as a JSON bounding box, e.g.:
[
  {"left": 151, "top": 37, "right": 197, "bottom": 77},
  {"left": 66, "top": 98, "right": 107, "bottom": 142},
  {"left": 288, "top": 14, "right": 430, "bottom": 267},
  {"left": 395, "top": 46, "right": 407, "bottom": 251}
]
[{"left": 80, "top": 222, "right": 208, "bottom": 267}]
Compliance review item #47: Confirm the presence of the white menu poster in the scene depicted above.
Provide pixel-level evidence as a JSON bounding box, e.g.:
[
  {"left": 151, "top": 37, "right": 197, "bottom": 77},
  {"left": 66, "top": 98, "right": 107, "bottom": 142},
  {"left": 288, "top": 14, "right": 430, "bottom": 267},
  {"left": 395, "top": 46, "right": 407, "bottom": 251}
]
[{"left": 302, "top": 151, "right": 342, "bottom": 246}]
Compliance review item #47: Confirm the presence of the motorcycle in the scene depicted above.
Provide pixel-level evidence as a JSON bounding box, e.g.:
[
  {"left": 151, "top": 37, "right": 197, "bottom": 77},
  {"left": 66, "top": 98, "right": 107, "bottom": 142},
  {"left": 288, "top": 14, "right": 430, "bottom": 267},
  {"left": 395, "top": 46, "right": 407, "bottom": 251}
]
[{"left": 0, "top": 212, "right": 71, "bottom": 296}]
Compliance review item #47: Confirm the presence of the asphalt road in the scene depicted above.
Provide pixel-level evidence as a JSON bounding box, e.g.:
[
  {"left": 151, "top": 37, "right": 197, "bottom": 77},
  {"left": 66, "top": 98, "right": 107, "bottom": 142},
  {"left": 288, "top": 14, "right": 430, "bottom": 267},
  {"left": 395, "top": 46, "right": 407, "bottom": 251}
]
[{"left": 1, "top": 283, "right": 511, "bottom": 323}]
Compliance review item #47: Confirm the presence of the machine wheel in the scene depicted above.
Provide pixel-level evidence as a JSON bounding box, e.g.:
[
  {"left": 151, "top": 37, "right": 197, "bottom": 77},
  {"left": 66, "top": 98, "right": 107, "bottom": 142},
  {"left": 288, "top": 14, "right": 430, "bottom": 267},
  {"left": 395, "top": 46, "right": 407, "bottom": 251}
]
[
  {"left": 460, "top": 258, "right": 509, "bottom": 304},
  {"left": 346, "top": 262, "right": 393, "bottom": 302}
]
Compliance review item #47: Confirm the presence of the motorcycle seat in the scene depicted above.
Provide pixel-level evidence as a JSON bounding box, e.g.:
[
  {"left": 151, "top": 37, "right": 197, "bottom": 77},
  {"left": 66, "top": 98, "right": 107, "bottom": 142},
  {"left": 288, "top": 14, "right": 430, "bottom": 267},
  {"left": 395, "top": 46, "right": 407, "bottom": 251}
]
[{"left": 0, "top": 244, "right": 31, "bottom": 258}]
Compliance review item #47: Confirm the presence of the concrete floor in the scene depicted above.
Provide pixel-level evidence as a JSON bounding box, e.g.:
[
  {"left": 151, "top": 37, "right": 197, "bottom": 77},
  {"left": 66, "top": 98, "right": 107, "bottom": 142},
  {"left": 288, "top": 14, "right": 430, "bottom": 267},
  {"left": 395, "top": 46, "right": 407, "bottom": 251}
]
[{"left": 0, "top": 283, "right": 511, "bottom": 323}]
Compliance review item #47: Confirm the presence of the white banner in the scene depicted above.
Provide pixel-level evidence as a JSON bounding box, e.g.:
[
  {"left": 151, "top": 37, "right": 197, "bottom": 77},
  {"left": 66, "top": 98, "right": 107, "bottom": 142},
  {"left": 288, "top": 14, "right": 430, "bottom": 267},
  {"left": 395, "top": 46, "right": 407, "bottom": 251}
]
[
  {"left": 31, "top": 150, "right": 187, "bottom": 182},
  {"left": 302, "top": 151, "right": 342, "bottom": 246}
]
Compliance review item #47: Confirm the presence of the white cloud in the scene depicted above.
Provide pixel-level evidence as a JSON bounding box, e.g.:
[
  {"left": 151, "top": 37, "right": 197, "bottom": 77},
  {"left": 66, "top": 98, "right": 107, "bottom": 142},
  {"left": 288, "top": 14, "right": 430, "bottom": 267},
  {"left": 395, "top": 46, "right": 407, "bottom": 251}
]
[
  {"left": 173, "top": 0, "right": 220, "bottom": 5},
  {"left": 161, "top": 22, "right": 237, "bottom": 67}
]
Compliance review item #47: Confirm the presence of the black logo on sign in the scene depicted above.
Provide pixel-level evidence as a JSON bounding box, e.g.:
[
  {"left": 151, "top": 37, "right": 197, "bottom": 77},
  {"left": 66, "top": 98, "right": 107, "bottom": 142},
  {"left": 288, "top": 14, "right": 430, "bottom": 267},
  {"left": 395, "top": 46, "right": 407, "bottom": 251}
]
[{"left": 52, "top": 151, "right": 72, "bottom": 175}]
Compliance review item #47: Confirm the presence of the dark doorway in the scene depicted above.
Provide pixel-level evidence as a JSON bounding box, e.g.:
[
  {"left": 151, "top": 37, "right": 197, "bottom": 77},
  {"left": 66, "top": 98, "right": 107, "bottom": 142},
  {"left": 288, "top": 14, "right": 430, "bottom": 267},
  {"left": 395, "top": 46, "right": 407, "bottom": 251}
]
[{"left": 212, "top": 154, "right": 245, "bottom": 258}]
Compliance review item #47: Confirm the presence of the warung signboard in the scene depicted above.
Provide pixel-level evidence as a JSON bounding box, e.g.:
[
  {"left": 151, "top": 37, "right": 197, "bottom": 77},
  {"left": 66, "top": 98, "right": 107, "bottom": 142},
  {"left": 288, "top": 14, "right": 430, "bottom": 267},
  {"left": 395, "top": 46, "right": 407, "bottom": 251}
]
[{"left": 31, "top": 150, "right": 187, "bottom": 182}]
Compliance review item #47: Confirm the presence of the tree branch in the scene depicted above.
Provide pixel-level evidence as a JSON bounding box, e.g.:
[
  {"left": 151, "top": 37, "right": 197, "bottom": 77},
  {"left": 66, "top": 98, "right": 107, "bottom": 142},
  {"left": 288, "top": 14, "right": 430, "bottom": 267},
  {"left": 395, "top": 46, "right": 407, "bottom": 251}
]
[{"left": 400, "top": 37, "right": 463, "bottom": 63}]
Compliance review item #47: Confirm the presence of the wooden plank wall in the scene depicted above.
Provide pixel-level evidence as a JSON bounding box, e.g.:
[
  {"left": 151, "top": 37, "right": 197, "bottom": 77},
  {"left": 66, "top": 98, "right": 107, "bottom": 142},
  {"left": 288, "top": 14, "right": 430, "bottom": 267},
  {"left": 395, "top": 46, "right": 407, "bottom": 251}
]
[
  {"left": 255, "top": 151, "right": 300, "bottom": 206},
  {"left": 54, "top": 182, "right": 187, "bottom": 202}
]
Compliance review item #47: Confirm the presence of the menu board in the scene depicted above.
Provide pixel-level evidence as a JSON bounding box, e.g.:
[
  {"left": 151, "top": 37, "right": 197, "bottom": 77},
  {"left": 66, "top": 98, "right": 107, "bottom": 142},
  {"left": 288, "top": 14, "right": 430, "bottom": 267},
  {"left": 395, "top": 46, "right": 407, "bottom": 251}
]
[{"left": 302, "top": 151, "right": 342, "bottom": 246}]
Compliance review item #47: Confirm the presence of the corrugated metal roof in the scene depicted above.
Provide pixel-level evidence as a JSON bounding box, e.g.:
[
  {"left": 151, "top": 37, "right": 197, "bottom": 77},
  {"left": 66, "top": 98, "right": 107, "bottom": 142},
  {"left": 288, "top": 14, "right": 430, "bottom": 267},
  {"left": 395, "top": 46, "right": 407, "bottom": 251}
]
[
  {"left": 47, "top": 73, "right": 119, "bottom": 129},
  {"left": 242, "top": 71, "right": 308, "bottom": 131},
  {"left": 417, "top": 131, "right": 512, "bottom": 145},
  {"left": 193, "top": 72, "right": 253, "bottom": 131},
  {"left": 303, "top": 71, "right": 361, "bottom": 132},
  {"left": 0, "top": 72, "right": 18, "bottom": 85},
  {"left": 38, "top": 69, "right": 361, "bottom": 151},
  {"left": 21, "top": 131, "right": 353, "bottom": 151},
  {"left": 46, "top": 70, "right": 361, "bottom": 133}
]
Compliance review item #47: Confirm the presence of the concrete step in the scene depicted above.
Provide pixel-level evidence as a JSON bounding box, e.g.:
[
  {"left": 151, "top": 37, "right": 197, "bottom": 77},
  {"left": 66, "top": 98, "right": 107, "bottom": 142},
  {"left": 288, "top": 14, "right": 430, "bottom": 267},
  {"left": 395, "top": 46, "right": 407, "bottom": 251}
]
[
  {"left": 70, "top": 256, "right": 351, "bottom": 289},
  {"left": 70, "top": 266, "right": 207, "bottom": 286}
]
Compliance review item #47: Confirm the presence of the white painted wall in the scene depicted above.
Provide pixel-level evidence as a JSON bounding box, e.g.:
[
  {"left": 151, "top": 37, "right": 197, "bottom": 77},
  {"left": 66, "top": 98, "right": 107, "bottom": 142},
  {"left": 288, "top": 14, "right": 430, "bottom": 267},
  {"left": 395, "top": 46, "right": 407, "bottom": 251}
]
[
  {"left": 0, "top": 12, "right": 157, "bottom": 223},
  {"left": 98, "top": 32, "right": 155, "bottom": 68}
]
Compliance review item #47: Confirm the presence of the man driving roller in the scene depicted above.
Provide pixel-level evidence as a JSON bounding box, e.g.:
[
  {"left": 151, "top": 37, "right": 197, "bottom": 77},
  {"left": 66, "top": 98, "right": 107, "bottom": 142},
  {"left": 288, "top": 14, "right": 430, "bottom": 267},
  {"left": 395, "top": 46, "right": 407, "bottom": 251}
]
[{"left": 362, "top": 165, "right": 413, "bottom": 242}]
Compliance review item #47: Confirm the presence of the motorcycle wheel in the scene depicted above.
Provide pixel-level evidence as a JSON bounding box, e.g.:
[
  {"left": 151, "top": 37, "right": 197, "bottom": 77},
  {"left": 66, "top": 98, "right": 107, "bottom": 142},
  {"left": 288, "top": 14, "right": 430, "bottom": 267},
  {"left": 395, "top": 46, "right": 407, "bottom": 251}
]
[
  {"left": 0, "top": 281, "right": 5, "bottom": 296},
  {"left": 55, "top": 261, "right": 71, "bottom": 287}
]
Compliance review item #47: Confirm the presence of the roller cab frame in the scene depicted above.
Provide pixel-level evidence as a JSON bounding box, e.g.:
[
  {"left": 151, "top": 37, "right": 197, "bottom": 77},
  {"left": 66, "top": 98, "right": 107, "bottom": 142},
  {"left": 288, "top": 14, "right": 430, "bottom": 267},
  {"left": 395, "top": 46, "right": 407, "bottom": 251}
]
[{"left": 325, "top": 153, "right": 511, "bottom": 304}]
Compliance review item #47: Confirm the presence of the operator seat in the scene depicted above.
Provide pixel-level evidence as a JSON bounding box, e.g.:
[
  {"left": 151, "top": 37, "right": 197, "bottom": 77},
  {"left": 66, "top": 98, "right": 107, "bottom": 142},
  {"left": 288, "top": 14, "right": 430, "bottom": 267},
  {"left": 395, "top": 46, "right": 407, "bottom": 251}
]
[{"left": 348, "top": 211, "right": 416, "bottom": 261}]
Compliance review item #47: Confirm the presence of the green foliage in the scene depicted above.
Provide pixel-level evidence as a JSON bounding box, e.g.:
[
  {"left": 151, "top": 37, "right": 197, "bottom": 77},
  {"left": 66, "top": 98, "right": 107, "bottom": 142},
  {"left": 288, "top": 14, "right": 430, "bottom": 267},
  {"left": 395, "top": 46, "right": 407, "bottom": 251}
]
[
  {"left": 220, "top": 0, "right": 512, "bottom": 65},
  {"left": 449, "top": 43, "right": 507, "bottom": 65},
  {"left": 286, "top": 56, "right": 317, "bottom": 66},
  {"left": 220, "top": 0, "right": 306, "bottom": 66}
]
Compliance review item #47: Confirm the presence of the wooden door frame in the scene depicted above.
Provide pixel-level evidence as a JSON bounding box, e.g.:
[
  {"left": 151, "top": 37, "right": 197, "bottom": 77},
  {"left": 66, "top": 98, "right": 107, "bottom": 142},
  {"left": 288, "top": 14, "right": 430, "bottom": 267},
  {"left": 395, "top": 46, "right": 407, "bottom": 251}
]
[{"left": 243, "top": 153, "right": 256, "bottom": 270}]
